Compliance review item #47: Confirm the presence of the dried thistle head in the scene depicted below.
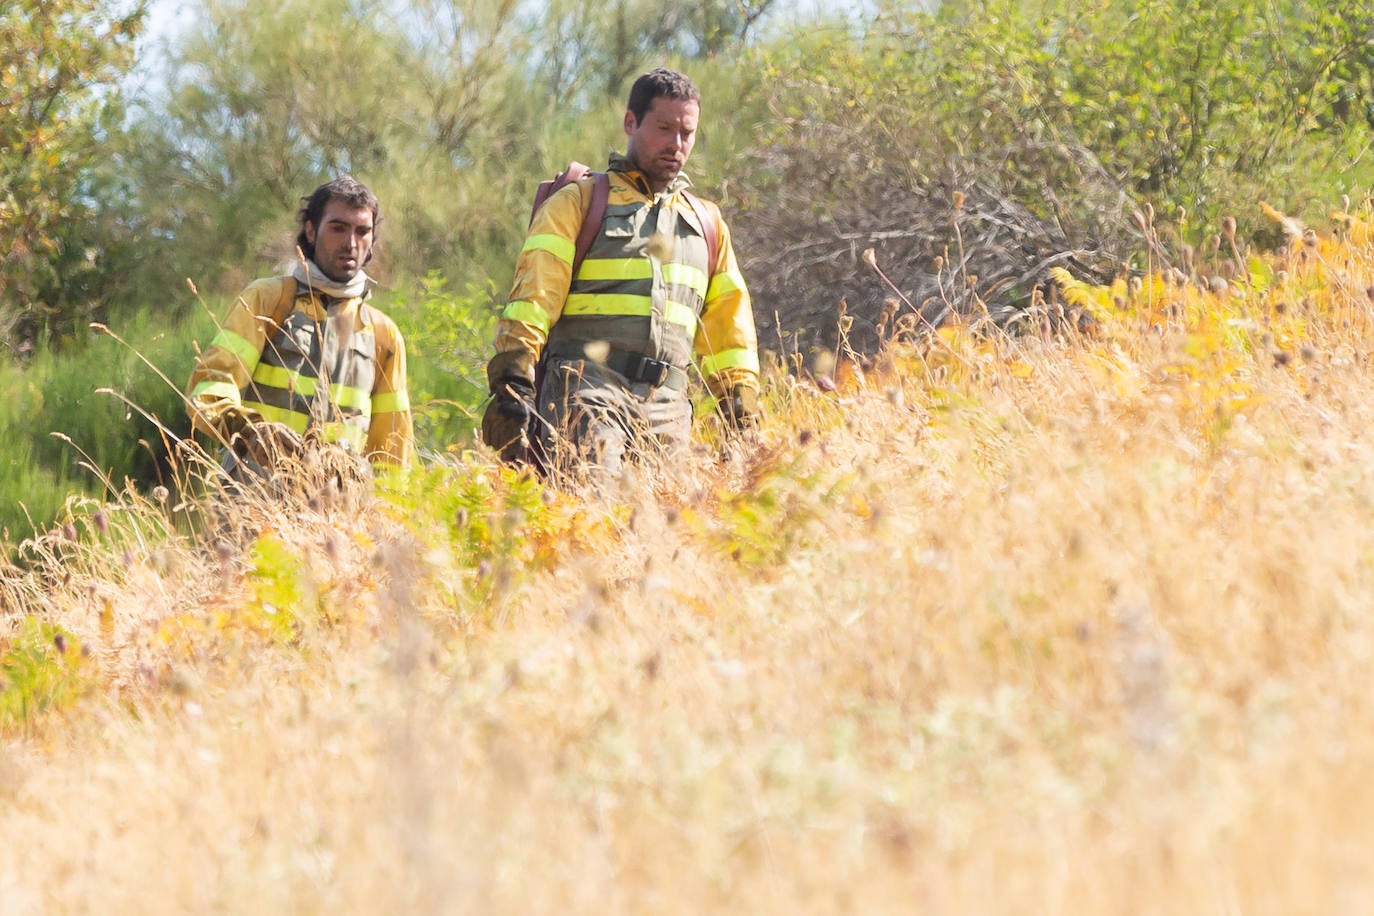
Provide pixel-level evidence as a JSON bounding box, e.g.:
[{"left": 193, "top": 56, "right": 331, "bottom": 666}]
[
  {"left": 645, "top": 229, "right": 675, "bottom": 261},
  {"left": 861, "top": 248, "right": 877, "bottom": 269},
  {"left": 952, "top": 190, "right": 965, "bottom": 211},
  {"left": 1222, "top": 216, "right": 1237, "bottom": 242}
]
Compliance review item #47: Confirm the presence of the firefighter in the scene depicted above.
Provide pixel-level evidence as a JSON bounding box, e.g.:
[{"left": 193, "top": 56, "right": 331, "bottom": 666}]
[
  {"left": 481, "top": 67, "right": 760, "bottom": 479},
  {"left": 186, "top": 176, "right": 413, "bottom": 478}
]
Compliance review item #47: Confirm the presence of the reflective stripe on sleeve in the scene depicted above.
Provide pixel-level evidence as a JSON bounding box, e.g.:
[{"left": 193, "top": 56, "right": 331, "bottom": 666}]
[
  {"left": 522, "top": 232, "right": 576, "bottom": 265},
  {"left": 190, "top": 380, "right": 242, "bottom": 402},
  {"left": 700, "top": 347, "right": 760, "bottom": 378},
  {"left": 371, "top": 390, "right": 410, "bottom": 414},
  {"left": 501, "top": 299, "right": 553, "bottom": 335},
  {"left": 209, "top": 328, "right": 263, "bottom": 370},
  {"left": 706, "top": 268, "right": 745, "bottom": 302}
]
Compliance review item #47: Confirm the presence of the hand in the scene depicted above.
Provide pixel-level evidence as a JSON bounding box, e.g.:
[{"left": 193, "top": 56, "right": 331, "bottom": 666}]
[
  {"left": 480, "top": 377, "right": 536, "bottom": 460},
  {"left": 232, "top": 420, "right": 304, "bottom": 468},
  {"left": 716, "top": 385, "right": 760, "bottom": 431}
]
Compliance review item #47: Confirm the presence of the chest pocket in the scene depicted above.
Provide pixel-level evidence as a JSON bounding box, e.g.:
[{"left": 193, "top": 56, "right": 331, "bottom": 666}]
[
  {"left": 261, "top": 311, "right": 321, "bottom": 376},
  {"left": 332, "top": 332, "right": 378, "bottom": 402},
  {"left": 602, "top": 215, "right": 637, "bottom": 239}
]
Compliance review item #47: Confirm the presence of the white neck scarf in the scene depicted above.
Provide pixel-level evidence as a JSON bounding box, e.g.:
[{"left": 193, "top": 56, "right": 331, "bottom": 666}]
[{"left": 292, "top": 259, "right": 373, "bottom": 300}]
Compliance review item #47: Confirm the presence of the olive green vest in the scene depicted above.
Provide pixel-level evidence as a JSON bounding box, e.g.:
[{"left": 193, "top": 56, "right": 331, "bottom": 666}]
[
  {"left": 547, "top": 193, "right": 713, "bottom": 371},
  {"left": 240, "top": 279, "right": 381, "bottom": 452}
]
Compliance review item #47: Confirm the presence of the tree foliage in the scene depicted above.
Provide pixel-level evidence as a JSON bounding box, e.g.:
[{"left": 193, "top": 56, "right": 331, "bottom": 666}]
[
  {"left": 532, "top": 0, "right": 777, "bottom": 104},
  {"left": 115, "top": 0, "right": 775, "bottom": 304},
  {"left": 0, "top": 0, "right": 144, "bottom": 350},
  {"left": 728, "top": 0, "right": 1374, "bottom": 355}
]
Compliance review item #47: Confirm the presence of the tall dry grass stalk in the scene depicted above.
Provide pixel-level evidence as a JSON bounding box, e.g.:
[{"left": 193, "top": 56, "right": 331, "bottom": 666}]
[{"left": 5, "top": 206, "right": 1374, "bottom": 913}]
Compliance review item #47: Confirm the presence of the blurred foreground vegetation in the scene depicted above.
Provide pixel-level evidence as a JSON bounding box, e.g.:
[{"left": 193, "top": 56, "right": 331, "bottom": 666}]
[{"left": 4, "top": 202, "right": 1374, "bottom": 910}]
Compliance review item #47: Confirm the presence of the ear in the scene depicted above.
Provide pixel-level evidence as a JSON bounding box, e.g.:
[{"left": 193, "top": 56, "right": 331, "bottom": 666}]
[
  {"left": 304, "top": 220, "right": 318, "bottom": 245},
  {"left": 623, "top": 109, "right": 636, "bottom": 137}
]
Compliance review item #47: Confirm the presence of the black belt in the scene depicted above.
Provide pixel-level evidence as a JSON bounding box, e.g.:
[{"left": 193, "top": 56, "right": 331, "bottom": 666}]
[{"left": 545, "top": 341, "right": 688, "bottom": 391}]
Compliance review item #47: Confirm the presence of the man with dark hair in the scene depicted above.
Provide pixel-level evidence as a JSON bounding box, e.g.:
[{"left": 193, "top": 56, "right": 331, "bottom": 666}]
[
  {"left": 481, "top": 67, "right": 760, "bottom": 480},
  {"left": 187, "top": 176, "right": 413, "bottom": 476}
]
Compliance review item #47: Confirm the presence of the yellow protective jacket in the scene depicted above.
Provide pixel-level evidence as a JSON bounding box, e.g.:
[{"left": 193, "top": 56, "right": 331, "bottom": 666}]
[
  {"left": 187, "top": 276, "right": 413, "bottom": 465},
  {"left": 494, "top": 155, "right": 759, "bottom": 398}
]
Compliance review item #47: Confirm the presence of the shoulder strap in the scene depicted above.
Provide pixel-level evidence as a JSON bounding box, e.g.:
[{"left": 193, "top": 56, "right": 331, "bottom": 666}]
[
  {"left": 575, "top": 171, "right": 610, "bottom": 276},
  {"left": 682, "top": 190, "right": 721, "bottom": 276},
  {"left": 271, "top": 276, "right": 297, "bottom": 330},
  {"left": 531, "top": 162, "right": 609, "bottom": 278}
]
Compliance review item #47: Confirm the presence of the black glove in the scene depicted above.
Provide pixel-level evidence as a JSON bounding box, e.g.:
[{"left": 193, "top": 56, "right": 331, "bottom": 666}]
[
  {"left": 231, "top": 420, "right": 304, "bottom": 468},
  {"left": 717, "top": 385, "right": 760, "bottom": 431},
  {"left": 481, "top": 376, "right": 536, "bottom": 459}
]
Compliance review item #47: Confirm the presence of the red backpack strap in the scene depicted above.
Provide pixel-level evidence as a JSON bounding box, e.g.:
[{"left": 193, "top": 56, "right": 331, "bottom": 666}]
[
  {"left": 529, "top": 161, "right": 608, "bottom": 278},
  {"left": 682, "top": 190, "right": 720, "bottom": 277},
  {"left": 530, "top": 161, "right": 590, "bottom": 224},
  {"left": 574, "top": 171, "right": 610, "bottom": 276}
]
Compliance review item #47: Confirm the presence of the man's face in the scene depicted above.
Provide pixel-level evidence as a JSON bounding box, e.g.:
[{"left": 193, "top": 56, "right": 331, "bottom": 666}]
[
  {"left": 305, "top": 198, "right": 375, "bottom": 282},
  {"left": 624, "top": 96, "right": 699, "bottom": 192}
]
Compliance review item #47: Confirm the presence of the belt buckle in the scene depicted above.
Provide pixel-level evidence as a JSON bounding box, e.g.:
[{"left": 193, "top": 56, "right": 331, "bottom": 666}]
[
  {"left": 629, "top": 353, "right": 669, "bottom": 387},
  {"left": 646, "top": 359, "right": 670, "bottom": 387}
]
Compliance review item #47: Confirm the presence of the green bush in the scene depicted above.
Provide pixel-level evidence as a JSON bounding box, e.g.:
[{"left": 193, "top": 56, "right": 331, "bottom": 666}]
[
  {"left": 381, "top": 272, "right": 502, "bottom": 457},
  {"left": 0, "top": 307, "right": 193, "bottom": 540}
]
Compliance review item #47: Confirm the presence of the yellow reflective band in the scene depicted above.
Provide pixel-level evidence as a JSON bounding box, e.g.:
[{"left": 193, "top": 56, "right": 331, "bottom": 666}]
[
  {"left": 564, "top": 294, "right": 697, "bottom": 331},
  {"left": 576, "top": 258, "right": 653, "bottom": 281},
  {"left": 331, "top": 384, "right": 372, "bottom": 413},
  {"left": 664, "top": 301, "right": 698, "bottom": 331},
  {"left": 706, "top": 268, "right": 745, "bottom": 301},
  {"left": 210, "top": 328, "right": 262, "bottom": 370},
  {"left": 564, "top": 293, "right": 651, "bottom": 317},
  {"left": 502, "top": 299, "right": 553, "bottom": 334},
  {"left": 253, "top": 363, "right": 317, "bottom": 396},
  {"left": 371, "top": 390, "right": 410, "bottom": 414},
  {"left": 522, "top": 232, "right": 576, "bottom": 265},
  {"left": 242, "top": 401, "right": 310, "bottom": 433},
  {"left": 662, "top": 262, "right": 708, "bottom": 297},
  {"left": 700, "top": 347, "right": 761, "bottom": 378},
  {"left": 320, "top": 422, "right": 366, "bottom": 450},
  {"left": 190, "top": 380, "right": 242, "bottom": 402}
]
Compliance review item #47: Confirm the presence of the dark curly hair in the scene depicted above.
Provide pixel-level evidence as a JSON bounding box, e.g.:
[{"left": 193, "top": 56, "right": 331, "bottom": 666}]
[
  {"left": 626, "top": 68, "right": 700, "bottom": 126},
  {"left": 295, "top": 176, "right": 381, "bottom": 264}
]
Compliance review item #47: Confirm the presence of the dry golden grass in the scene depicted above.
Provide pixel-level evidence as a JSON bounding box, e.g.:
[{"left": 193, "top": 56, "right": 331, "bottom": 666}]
[{"left": 5, "top": 206, "right": 1374, "bottom": 913}]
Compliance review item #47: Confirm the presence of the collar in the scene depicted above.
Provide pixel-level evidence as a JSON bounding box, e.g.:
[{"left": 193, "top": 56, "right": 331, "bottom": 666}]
[
  {"left": 291, "top": 259, "right": 374, "bottom": 301},
  {"left": 607, "top": 152, "right": 692, "bottom": 198}
]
